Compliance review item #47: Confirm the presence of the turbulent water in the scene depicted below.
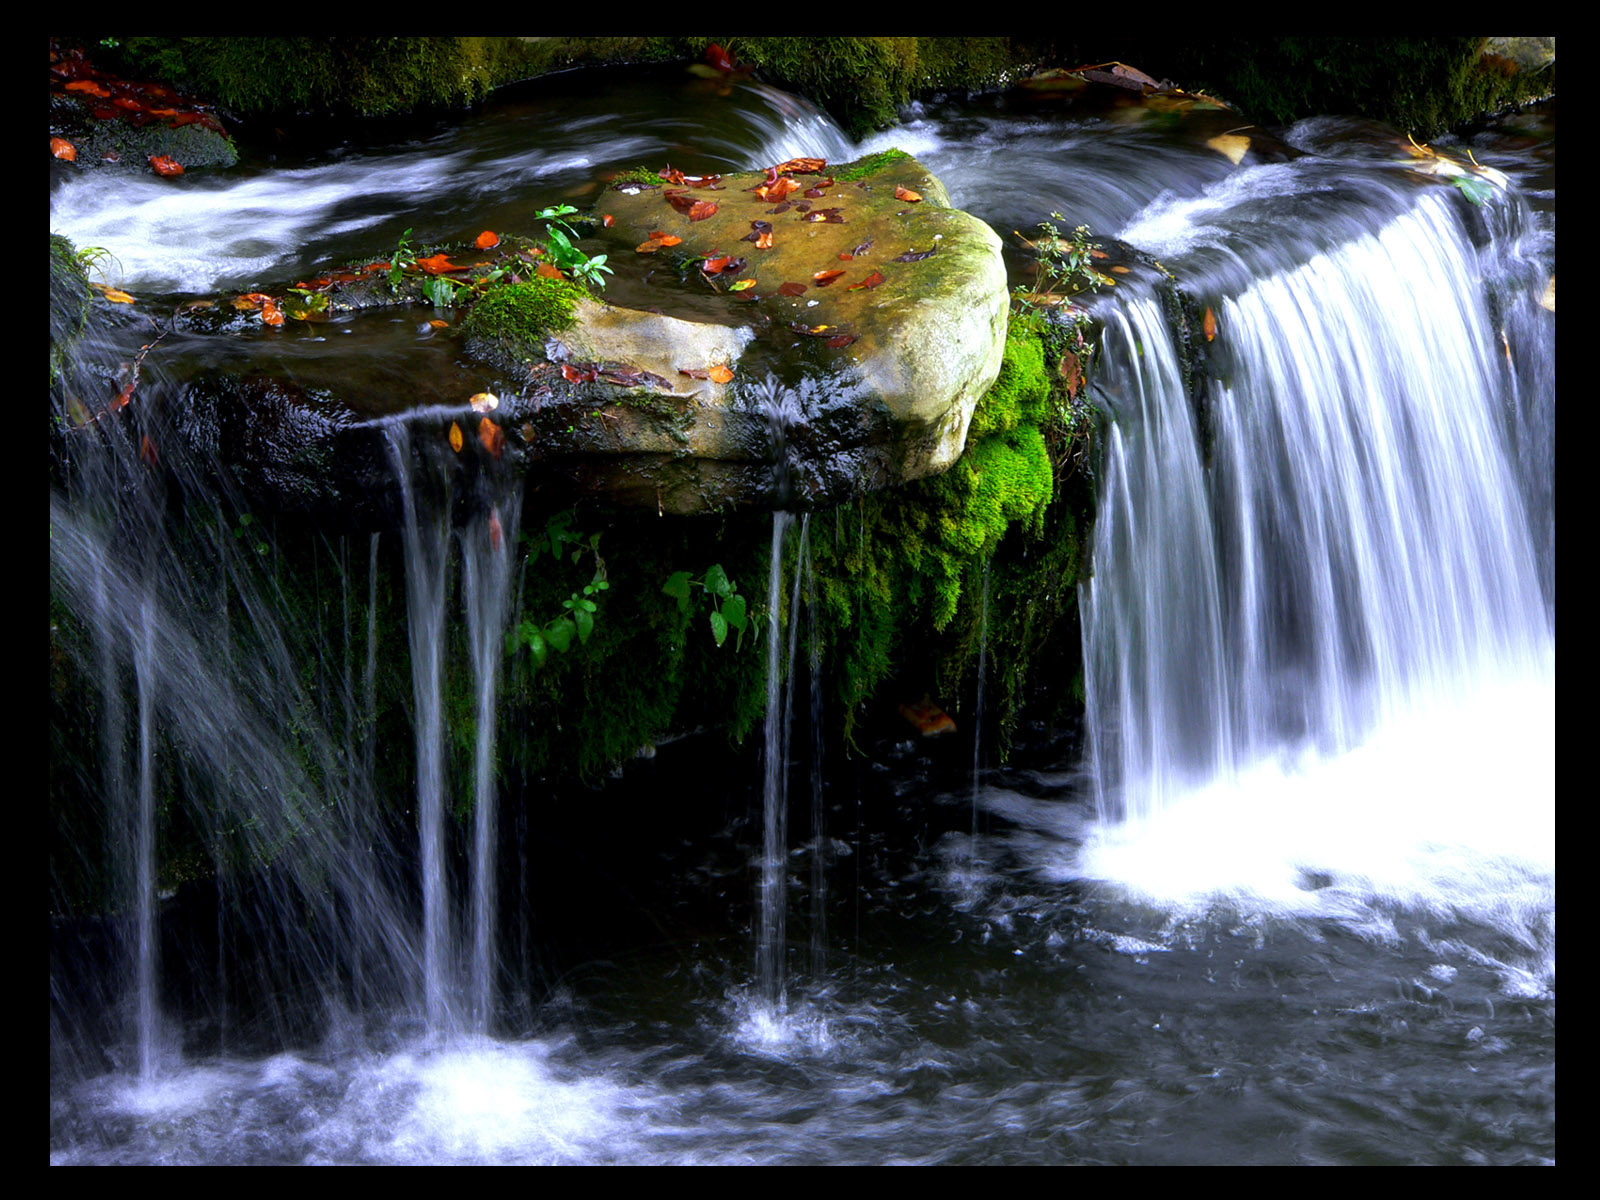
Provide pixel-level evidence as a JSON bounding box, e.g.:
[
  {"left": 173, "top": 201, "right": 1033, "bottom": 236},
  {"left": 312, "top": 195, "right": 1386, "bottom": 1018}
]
[{"left": 50, "top": 67, "right": 1554, "bottom": 1164}]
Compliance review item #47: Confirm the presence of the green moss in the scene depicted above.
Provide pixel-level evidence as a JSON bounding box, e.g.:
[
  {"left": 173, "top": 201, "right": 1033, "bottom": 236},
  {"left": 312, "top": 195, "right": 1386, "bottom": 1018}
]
[
  {"left": 832, "top": 147, "right": 914, "bottom": 182},
  {"left": 610, "top": 166, "right": 665, "bottom": 186},
  {"left": 461, "top": 276, "right": 590, "bottom": 352},
  {"left": 50, "top": 234, "right": 92, "bottom": 389}
]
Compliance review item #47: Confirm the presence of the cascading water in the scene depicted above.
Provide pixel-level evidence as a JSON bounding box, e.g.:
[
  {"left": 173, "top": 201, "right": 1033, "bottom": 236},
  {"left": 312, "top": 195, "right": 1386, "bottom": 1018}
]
[{"left": 1078, "top": 186, "right": 1554, "bottom": 944}]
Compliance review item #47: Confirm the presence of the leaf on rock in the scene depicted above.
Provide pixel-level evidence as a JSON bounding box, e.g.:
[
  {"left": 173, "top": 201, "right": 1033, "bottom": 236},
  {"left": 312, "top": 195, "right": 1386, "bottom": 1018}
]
[
  {"left": 414, "top": 253, "right": 462, "bottom": 275},
  {"left": 148, "top": 155, "right": 184, "bottom": 176},
  {"left": 847, "top": 270, "right": 885, "bottom": 290},
  {"left": 469, "top": 392, "right": 499, "bottom": 413},
  {"left": 474, "top": 230, "right": 500, "bottom": 249},
  {"left": 449, "top": 421, "right": 464, "bottom": 452},
  {"left": 728, "top": 278, "right": 756, "bottom": 291},
  {"left": 536, "top": 262, "right": 566, "bottom": 280},
  {"left": 1203, "top": 306, "right": 1217, "bottom": 342},
  {"left": 51, "top": 136, "right": 76, "bottom": 161},
  {"left": 893, "top": 185, "right": 923, "bottom": 202},
  {"left": 777, "top": 282, "right": 807, "bottom": 296},
  {"left": 825, "top": 333, "right": 858, "bottom": 348},
  {"left": 708, "top": 364, "right": 734, "bottom": 384},
  {"left": 812, "top": 269, "right": 846, "bottom": 287},
  {"left": 65, "top": 79, "right": 111, "bottom": 98},
  {"left": 769, "top": 157, "right": 827, "bottom": 175},
  {"left": 891, "top": 245, "right": 939, "bottom": 262}
]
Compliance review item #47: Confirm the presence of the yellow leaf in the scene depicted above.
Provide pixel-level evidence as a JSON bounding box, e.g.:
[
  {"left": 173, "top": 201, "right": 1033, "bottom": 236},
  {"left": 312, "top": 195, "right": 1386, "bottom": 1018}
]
[
  {"left": 708, "top": 364, "right": 734, "bottom": 384},
  {"left": 1540, "top": 275, "right": 1555, "bottom": 312},
  {"left": 469, "top": 391, "right": 499, "bottom": 414},
  {"left": 1203, "top": 307, "right": 1217, "bottom": 342},
  {"left": 101, "top": 288, "right": 136, "bottom": 304},
  {"left": 449, "top": 422, "right": 464, "bottom": 453},
  {"left": 1206, "top": 134, "right": 1250, "bottom": 165}
]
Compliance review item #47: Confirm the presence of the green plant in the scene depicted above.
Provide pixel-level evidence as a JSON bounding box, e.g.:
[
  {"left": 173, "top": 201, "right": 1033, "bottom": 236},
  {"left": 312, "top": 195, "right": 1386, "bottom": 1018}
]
[
  {"left": 662, "top": 564, "right": 751, "bottom": 649},
  {"left": 509, "top": 510, "right": 609, "bottom": 667},
  {"left": 71, "top": 244, "right": 120, "bottom": 286},
  {"left": 533, "top": 204, "right": 613, "bottom": 290},
  {"left": 1013, "top": 214, "right": 1107, "bottom": 313},
  {"left": 387, "top": 227, "right": 416, "bottom": 293}
]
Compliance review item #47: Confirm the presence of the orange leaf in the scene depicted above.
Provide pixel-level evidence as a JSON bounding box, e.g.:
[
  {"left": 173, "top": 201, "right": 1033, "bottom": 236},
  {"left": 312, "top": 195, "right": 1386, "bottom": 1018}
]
[
  {"left": 601, "top": 214, "right": 614, "bottom": 227},
  {"left": 687, "top": 200, "right": 718, "bottom": 221},
  {"left": 148, "top": 155, "right": 183, "bottom": 176},
  {"left": 708, "top": 364, "right": 734, "bottom": 384},
  {"left": 65, "top": 80, "right": 111, "bottom": 98},
  {"left": 893, "top": 185, "right": 922, "bottom": 202},
  {"left": 536, "top": 262, "right": 566, "bottom": 280},
  {"left": 770, "top": 157, "right": 827, "bottom": 175},
  {"left": 1203, "top": 307, "right": 1217, "bottom": 342},
  {"left": 50, "top": 136, "right": 76, "bottom": 162},
  {"left": 811, "top": 269, "right": 846, "bottom": 287},
  {"left": 650, "top": 232, "right": 682, "bottom": 246},
  {"left": 413, "top": 253, "right": 460, "bottom": 275},
  {"left": 488, "top": 509, "right": 503, "bottom": 552},
  {"left": 474, "top": 230, "right": 499, "bottom": 249},
  {"left": 261, "top": 301, "right": 285, "bottom": 326},
  {"left": 847, "top": 270, "right": 886, "bottom": 291},
  {"left": 428, "top": 319, "right": 450, "bottom": 329},
  {"left": 756, "top": 230, "right": 773, "bottom": 250},
  {"left": 449, "top": 421, "right": 464, "bottom": 453},
  {"left": 636, "top": 240, "right": 662, "bottom": 254},
  {"left": 478, "top": 417, "right": 504, "bottom": 458},
  {"left": 110, "top": 381, "right": 134, "bottom": 411}
]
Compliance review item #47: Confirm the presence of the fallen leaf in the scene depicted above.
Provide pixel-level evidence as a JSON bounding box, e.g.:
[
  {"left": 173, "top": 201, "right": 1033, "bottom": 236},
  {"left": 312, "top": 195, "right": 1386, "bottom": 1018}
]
[
  {"left": 50, "top": 136, "right": 76, "bottom": 161},
  {"left": 536, "top": 262, "right": 566, "bottom": 280},
  {"left": 488, "top": 509, "right": 503, "bottom": 552},
  {"left": 413, "top": 253, "right": 462, "bottom": 275},
  {"left": 474, "top": 230, "right": 499, "bottom": 249},
  {"left": 1203, "top": 307, "right": 1217, "bottom": 342},
  {"left": 679, "top": 367, "right": 710, "bottom": 379},
  {"left": 110, "top": 381, "right": 134, "bottom": 411},
  {"left": 892, "top": 245, "right": 939, "bottom": 262},
  {"left": 825, "top": 333, "right": 858, "bottom": 348},
  {"left": 769, "top": 157, "right": 827, "bottom": 175},
  {"left": 893, "top": 185, "right": 923, "bottom": 202},
  {"left": 847, "top": 270, "right": 886, "bottom": 290},
  {"left": 777, "top": 282, "right": 807, "bottom": 297},
  {"left": 708, "top": 364, "right": 734, "bottom": 383},
  {"left": 148, "top": 155, "right": 184, "bottom": 176},
  {"left": 601, "top": 214, "right": 614, "bottom": 227},
  {"left": 561, "top": 363, "right": 597, "bottom": 383},
  {"left": 469, "top": 392, "right": 499, "bottom": 413},
  {"left": 478, "top": 417, "right": 504, "bottom": 458},
  {"left": 1206, "top": 134, "right": 1250, "bottom": 165},
  {"left": 688, "top": 200, "right": 718, "bottom": 221},
  {"left": 65, "top": 79, "right": 111, "bottom": 98},
  {"left": 652, "top": 233, "right": 683, "bottom": 246},
  {"left": 847, "top": 240, "right": 874, "bottom": 258},
  {"left": 1111, "top": 265, "right": 1130, "bottom": 274},
  {"left": 728, "top": 278, "right": 756, "bottom": 291},
  {"left": 261, "top": 301, "right": 285, "bottom": 326},
  {"left": 755, "top": 231, "right": 773, "bottom": 250},
  {"left": 449, "top": 422, "right": 464, "bottom": 452},
  {"left": 100, "top": 287, "right": 136, "bottom": 305},
  {"left": 636, "top": 240, "right": 663, "bottom": 254},
  {"left": 429, "top": 319, "right": 450, "bottom": 329},
  {"left": 811, "top": 269, "right": 846, "bottom": 287}
]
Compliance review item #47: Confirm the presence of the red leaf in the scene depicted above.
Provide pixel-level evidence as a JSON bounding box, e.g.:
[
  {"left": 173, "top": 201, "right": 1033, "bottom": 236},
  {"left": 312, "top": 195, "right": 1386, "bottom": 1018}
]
[
  {"left": 601, "top": 214, "right": 614, "bottom": 227},
  {"left": 148, "top": 155, "right": 184, "bottom": 177},
  {"left": 705, "top": 43, "right": 737, "bottom": 73},
  {"left": 65, "top": 79, "right": 111, "bottom": 98},
  {"left": 825, "top": 333, "right": 858, "bottom": 349},
  {"left": 414, "top": 253, "right": 462, "bottom": 275},
  {"left": 811, "top": 269, "right": 846, "bottom": 287},
  {"left": 50, "top": 136, "right": 76, "bottom": 161},
  {"left": 688, "top": 200, "right": 718, "bottom": 221},
  {"left": 847, "top": 270, "right": 886, "bottom": 290},
  {"left": 474, "top": 230, "right": 499, "bottom": 249},
  {"left": 139, "top": 434, "right": 158, "bottom": 464},
  {"left": 776, "top": 282, "right": 807, "bottom": 296}
]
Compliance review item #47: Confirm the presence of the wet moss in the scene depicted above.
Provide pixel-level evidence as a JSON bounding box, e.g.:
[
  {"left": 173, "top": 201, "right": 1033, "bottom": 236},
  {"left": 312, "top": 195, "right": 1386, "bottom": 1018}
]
[
  {"left": 459, "top": 277, "right": 592, "bottom": 367},
  {"left": 50, "top": 234, "right": 92, "bottom": 389}
]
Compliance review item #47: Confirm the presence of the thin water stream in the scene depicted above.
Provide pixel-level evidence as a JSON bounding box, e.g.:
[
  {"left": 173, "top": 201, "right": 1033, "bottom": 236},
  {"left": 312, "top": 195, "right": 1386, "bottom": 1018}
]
[{"left": 50, "top": 66, "right": 1554, "bottom": 1164}]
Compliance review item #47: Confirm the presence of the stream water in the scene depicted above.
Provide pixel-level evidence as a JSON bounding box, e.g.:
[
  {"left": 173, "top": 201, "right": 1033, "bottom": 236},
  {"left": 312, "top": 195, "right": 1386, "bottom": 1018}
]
[{"left": 49, "top": 66, "right": 1554, "bottom": 1164}]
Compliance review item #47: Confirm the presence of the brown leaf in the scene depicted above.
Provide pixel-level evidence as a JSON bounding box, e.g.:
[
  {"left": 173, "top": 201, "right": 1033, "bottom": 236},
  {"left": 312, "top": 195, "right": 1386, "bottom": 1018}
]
[
  {"left": 769, "top": 157, "right": 827, "bottom": 175},
  {"left": 478, "top": 418, "right": 504, "bottom": 458},
  {"left": 488, "top": 509, "right": 503, "bottom": 552},
  {"left": 892, "top": 245, "right": 939, "bottom": 262},
  {"left": 825, "top": 334, "right": 858, "bottom": 349},
  {"left": 139, "top": 434, "right": 158, "bottom": 465},
  {"left": 1203, "top": 307, "right": 1217, "bottom": 342},
  {"left": 776, "top": 282, "right": 807, "bottom": 297},
  {"left": 893, "top": 185, "right": 923, "bottom": 202},
  {"left": 847, "top": 270, "right": 886, "bottom": 290},
  {"left": 449, "top": 421, "right": 464, "bottom": 453},
  {"left": 811, "top": 269, "right": 846, "bottom": 287}
]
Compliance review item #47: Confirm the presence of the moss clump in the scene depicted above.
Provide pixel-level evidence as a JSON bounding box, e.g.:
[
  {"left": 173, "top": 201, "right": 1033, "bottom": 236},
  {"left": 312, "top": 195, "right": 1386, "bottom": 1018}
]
[
  {"left": 49, "top": 234, "right": 92, "bottom": 389},
  {"left": 832, "top": 147, "right": 914, "bottom": 182},
  {"left": 610, "top": 166, "right": 666, "bottom": 187},
  {"left": 460, "top": 276, "right": 591, "bottom": 360},
  {"left": 809, "top": 314, "right": 1089, "bottom": 746}
]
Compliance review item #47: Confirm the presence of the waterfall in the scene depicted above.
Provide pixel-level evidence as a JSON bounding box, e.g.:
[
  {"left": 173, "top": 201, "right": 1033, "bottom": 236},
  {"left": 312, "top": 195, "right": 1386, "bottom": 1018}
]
[
  {"left": 1080, "top": 188, "right": 1554, "bottom": 917},
  {"left": 758, "top": 510, "right": 793, "bottom": 1008}
]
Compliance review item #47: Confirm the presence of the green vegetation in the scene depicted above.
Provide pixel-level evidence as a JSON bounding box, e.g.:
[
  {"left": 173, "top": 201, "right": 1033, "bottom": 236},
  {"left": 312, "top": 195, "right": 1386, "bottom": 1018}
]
[
  {"left": 832, "top": 147, "right": 914, "bottom": 182},
  {"left": 461, "top": 276, "right": 590, "bottom": 348}
]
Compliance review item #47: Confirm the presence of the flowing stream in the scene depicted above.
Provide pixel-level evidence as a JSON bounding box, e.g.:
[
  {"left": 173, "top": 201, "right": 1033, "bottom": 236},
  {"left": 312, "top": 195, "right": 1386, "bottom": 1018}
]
[{"left": 49, "top": 67, "right": 1554, "bottom": 1164}]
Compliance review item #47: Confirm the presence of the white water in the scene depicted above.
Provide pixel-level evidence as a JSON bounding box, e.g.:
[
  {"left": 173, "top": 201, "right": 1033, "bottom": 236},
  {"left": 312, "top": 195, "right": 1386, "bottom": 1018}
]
[{"left": 1077, "top": 189, "right": 1554, "bottom": 980}]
